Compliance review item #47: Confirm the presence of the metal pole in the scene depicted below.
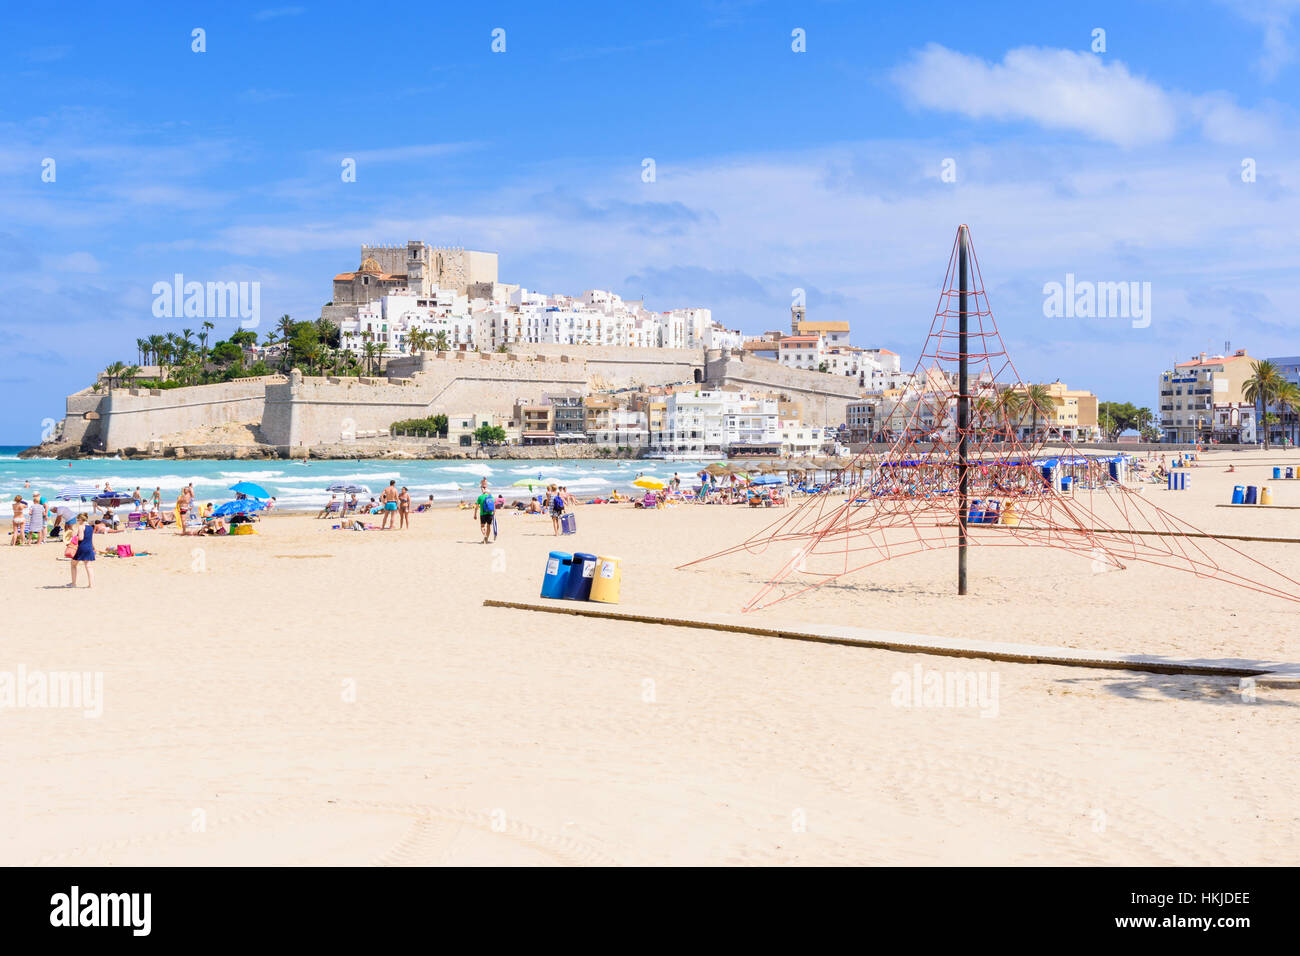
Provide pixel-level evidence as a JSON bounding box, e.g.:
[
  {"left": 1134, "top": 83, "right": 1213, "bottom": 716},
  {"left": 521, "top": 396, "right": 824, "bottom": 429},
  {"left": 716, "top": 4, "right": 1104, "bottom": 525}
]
[{"left": 957, "top": 227, "right": 970, "bottom": 596}]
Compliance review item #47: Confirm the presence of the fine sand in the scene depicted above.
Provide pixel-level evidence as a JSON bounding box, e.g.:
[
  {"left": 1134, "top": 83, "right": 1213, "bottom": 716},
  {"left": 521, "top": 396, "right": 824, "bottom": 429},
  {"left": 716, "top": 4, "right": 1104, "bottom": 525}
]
[{"left": 2, "top": 447, "right": 1298, "bottom": 866}]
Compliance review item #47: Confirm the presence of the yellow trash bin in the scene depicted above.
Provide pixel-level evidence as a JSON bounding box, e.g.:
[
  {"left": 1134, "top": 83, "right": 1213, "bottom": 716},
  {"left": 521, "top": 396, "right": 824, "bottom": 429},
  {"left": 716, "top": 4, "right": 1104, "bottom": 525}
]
[
  {"left": 1261, "top": 486, "right": 1274, "bottom": 505},
  {"left": 1000, "top": 504, "right": 1020, "bottom": 526},
  {"left": 588, "top": 555, "right": 622, "bottom": 604}
]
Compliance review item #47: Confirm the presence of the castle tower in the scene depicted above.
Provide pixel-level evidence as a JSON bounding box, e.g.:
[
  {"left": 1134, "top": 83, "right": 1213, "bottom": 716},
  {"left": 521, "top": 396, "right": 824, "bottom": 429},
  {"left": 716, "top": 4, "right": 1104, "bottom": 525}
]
[{"left": 791, "top": 303, "right": 806, "bottom": 334}]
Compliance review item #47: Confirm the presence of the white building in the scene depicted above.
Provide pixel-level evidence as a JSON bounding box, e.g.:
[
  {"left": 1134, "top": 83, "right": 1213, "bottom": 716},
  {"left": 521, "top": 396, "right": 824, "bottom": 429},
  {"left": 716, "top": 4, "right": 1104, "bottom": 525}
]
[
  {"left": 650, "top": 390, "right": 783, "bottom": 455},
  {"left": 778, "top": 335, "right": 825, "bottom": 371},
  {"left": 339, "top": 292, "right": 475, "bottom": 356}
]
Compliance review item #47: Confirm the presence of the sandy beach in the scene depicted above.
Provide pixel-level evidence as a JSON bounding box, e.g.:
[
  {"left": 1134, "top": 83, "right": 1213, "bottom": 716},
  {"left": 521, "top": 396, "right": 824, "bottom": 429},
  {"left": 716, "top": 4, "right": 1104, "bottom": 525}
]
[{"left": 2, "top": 447, "right": 1298, "bottom": 866}]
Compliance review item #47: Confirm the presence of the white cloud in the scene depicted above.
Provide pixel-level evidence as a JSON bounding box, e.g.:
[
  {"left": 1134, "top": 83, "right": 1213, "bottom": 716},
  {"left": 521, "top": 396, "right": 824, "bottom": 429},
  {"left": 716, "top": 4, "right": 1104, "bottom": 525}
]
[
  {"left": 336, "top": 143, "right": 478, "bottom": 165},
  {"left": 1187, "top": 93, "right": 1279, "bottom": 146},
  {"left": 1218, "top": 0, "right": 1300, "bottom": 81},
  {"left": 892, "top": 44, "right": 1283, "bottom": 148},
  {"left": 892, "top": 45, "right": 1178, "bottom": 148}
]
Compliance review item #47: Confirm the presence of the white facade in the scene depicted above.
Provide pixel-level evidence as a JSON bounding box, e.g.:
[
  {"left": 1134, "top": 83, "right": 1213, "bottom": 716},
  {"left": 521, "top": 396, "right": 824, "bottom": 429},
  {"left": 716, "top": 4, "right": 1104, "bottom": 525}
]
[
  {"left": 339, "top": 292, "right": 475, "bottom": 356},
  {"left": 650, "top": 390, "right": 782, "bottom": 455}
]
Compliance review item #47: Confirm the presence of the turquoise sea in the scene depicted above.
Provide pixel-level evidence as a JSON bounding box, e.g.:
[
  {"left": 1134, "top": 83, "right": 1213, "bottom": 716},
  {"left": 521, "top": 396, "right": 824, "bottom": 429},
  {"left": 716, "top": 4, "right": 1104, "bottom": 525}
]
[{"left": 0, "top": 448, "right": 717, "bottom": 511}]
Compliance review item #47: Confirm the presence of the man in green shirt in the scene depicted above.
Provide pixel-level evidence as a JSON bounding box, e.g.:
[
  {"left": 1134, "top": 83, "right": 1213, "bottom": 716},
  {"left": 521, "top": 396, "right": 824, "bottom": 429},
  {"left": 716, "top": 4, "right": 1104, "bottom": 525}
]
[{"left": 474, "top": 477, "right": 495, "bottom": 544}]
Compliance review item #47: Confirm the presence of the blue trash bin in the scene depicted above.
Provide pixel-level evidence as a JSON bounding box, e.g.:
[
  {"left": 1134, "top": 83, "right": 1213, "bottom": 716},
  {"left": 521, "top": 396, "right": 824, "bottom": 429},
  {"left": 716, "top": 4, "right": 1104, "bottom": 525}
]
[
  {"left": 541, "top": 550, "right": 573, "bottom": 598},
  {"left": 1245, "top": 485, "right": 1258, "bottom": 505},
  {"left": 1232, "top": 485, "right": 1245, "bottom": 504},
  {"left": 1274, "top": 467, "right": 1282, "bottom": 480},
  {"left": 563, "top": 552, "right": 598, "bottom": 600},
  {"left": 1061, "top": 476, "right": 1074, "bottom": 492},
  {"left": 1289, "top": 467, "right": 1295, "bottom": 480},
  {"left": 968, "top": 500, "right": 984, "bottom": 524}
]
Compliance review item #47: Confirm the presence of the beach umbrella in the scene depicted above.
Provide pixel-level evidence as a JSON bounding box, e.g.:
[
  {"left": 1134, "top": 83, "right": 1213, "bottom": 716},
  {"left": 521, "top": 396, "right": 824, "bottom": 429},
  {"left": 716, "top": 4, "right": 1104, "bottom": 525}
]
[
  {"left": 633, "top": 477, "right": 666, "bottom": 490},
  {"left": 55, "top": 485, "right": 101, "bottom": 500},
  {"left": 750, "top": 474, "right": 784, "bottom": 486},
  {"left": 704, "top": 462, "right": 729, "bottom": 476},
  {"left": 228, "top": 481, "right": 270, "bottom": 499},
  {"left": 212, "top": 499, "right": 267, "bottom": 518}
]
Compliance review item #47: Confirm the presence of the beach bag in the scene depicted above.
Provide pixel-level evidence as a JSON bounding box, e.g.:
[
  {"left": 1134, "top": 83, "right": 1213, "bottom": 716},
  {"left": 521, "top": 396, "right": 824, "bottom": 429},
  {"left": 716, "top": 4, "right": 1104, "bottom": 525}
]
[
  {"left": 64, "top": 538, "right": 78, "bottom": 559},
  {"left": 116, "top": 544, "right": 134, "bottom": 557}
]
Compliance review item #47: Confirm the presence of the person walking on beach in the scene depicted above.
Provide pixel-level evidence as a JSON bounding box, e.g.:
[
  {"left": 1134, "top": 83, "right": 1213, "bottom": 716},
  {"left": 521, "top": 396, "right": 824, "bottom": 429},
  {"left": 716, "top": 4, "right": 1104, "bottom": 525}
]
[
  {"left": 68, "top": 512, "right": 99, "bottom": 588},
  {"left": 27, "top": 494, "right": 47, "bottom": 544},
  {"left": 549, "top": 484, "right": 565, "bottom": 535},
  {"left": 398, "top": 486, "right": 411, "bottom": 529},
  {"left": 380, "top": 480, "right": 399, "bottom": 529},
  {"left": 474, "top": 478, "right": 495, "bottom": 544}
]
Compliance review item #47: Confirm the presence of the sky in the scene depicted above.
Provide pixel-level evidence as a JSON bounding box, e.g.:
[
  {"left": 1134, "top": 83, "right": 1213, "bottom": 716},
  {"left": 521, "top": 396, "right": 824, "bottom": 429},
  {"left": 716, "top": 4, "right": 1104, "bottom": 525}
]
[{"left": 2, "top": 0, "right": 1300, "bottom": 443}]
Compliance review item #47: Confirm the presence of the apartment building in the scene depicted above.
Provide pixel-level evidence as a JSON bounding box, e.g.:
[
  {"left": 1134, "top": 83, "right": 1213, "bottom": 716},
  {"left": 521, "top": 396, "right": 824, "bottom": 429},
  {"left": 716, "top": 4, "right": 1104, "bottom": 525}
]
[{"left": 1157, "top": 350, "right": 1255, "bottom": 443}]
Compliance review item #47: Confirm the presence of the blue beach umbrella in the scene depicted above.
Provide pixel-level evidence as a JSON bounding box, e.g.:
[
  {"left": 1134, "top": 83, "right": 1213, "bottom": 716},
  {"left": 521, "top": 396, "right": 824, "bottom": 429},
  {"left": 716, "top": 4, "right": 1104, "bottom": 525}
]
[
  {"left": 228, "top": 481, "right": 270, "bottom": 499},
  {"left": 750, "top": 474, "right": 784, "bottom": 486},
  {"left": 212, "top": 499, "right": 267, "bottom": 518}
]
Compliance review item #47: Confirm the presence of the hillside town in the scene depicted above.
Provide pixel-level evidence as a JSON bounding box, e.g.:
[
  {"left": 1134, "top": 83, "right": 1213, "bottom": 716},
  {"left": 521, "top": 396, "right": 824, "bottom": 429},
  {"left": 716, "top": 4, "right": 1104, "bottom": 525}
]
[
  {"left": 46, "top": 240, "right": 1300, "bottom": 461},
  {"left": 292, "top": 242, "right": 1107, "bottom": 457}
]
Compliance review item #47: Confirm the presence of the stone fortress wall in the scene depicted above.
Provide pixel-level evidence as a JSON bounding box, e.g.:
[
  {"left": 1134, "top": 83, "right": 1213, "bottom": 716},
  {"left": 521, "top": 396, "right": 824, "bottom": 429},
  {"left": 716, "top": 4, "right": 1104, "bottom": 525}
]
[{"left": 60, "top": 347, "right": 862, "bottom": 454}]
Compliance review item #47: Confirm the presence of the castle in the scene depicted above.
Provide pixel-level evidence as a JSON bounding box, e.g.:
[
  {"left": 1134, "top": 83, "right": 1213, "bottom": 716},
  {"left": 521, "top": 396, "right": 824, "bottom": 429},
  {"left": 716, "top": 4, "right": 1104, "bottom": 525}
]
[{"left": 323, "top": 242, "right": 500, "bottom": 325}]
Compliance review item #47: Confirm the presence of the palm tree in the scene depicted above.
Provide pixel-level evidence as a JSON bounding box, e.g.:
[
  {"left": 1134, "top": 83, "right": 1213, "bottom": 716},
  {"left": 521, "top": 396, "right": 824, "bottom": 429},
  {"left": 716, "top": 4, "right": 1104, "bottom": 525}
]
[
  {"left": 362, "top": 342, "right": 381, "bottom": 376},
  {"left": 407, "top": 329, "right": 431, "bottom": 353},
  {"left": 135, "top": 337, "right": 148, "bottom": 366},
  {"left": 122, "top": 365, "right": 142, "bottom": 388},
  {"left": 997, "top": 389, "right": 1026, "bottom": 440},
  {"left": 277, "top": 314, "right": 296, "bottom": 346},
  {"left": 102, "top": 361, "right": 127, "bottom": 390},
  {"left": 1024, "top": 384, "right": 1055, "bottom": 441},
  {"left": 432, "top": 330, "right": 450, "bottom": 352},
  {"left": 1276, "top": 382, "right": 1300, "bottom": 448},
  {"left": 200, "top": 321, "right": 214, "bottom": 358},
  {"left": 1243, "top": 360, "right": 1283, "bottom": 448},
  {"left": 146, "top": 334, "right": 166, "bottom": 367}
]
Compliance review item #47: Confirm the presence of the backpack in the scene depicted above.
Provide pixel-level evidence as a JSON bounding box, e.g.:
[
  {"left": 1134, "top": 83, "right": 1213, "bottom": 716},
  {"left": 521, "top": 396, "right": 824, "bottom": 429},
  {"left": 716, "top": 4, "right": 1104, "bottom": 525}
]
[{"left": 481, "top": 495, "right": 495, "bottom": 514}]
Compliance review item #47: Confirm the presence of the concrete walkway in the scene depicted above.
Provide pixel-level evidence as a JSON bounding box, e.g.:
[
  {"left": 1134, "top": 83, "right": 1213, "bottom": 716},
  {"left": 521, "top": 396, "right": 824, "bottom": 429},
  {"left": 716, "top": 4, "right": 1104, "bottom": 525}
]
[{"left": 484, "top": 599, "right": 1300, "bottom": 686}]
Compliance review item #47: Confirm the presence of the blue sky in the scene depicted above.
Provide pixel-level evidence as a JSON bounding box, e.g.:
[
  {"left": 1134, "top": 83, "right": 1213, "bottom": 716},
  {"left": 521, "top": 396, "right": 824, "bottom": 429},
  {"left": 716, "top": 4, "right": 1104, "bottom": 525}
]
[{"left": 3, "top": 0, "right": 1299, "bottom": 442}]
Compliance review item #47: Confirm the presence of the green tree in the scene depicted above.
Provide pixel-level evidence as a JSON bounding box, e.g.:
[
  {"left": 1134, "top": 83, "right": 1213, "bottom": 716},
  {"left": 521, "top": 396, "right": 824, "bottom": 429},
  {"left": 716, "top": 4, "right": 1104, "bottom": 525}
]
[
  {"left": 1024, "top": 384, "right": 1055, "bottom": 440},
  {"left": 1243, "top": 360, "right": 1283, "bottom": 448},
  {"left": 1097, "top": 401, "right": 1141, "bottom": 440},
  {"left": 474, "top": 423, "right": 507, "bottom": 446},
  {"left": 1276, "top": 382, "right": 1300, "bottom": 447}
]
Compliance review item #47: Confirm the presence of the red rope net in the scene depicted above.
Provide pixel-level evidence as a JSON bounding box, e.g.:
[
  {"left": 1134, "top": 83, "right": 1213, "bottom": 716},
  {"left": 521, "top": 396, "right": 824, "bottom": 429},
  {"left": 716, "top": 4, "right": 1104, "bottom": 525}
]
[{"left": 680, "top": 226, "right": 1300, "bottom": 611}]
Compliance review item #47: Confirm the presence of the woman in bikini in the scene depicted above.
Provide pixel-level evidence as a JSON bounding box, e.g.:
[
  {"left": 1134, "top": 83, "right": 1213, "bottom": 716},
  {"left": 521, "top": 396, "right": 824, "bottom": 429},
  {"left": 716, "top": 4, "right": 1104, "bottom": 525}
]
[
  {"left": 398, "top": 486, "right": 411, "bottom": 529},
  {"left": 10, "top": 496, "right": 26, "bottom": 546}
]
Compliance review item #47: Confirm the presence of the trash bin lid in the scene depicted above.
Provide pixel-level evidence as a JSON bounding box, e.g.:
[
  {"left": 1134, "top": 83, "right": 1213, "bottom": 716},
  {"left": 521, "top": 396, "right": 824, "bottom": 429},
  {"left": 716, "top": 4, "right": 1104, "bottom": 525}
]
[
  {"left": 548, "top": 550, "right": 573, "bottom": 561},
  {"left": 596, "top": 555, "right": 622, "bottom": 562},
  {"left": 573, "top": 552, "right": 597, "bottom": 562}
]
